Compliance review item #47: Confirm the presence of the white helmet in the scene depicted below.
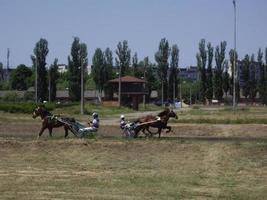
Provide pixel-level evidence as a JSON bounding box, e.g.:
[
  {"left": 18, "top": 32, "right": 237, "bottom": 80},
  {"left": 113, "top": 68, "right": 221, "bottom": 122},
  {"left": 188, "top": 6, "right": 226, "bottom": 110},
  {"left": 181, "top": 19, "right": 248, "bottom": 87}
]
[
  {"left": 92, "top": 112, "right": 98, "bottom": 118},
  {"left": 120, "top": 115, "right": 125, "bottom": 119}
]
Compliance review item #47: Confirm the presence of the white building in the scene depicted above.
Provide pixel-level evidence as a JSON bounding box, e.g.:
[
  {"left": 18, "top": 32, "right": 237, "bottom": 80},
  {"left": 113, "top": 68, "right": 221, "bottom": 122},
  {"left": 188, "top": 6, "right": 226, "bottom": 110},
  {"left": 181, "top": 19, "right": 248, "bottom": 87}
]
[{"left": 58, "top": 64, "right": 68, "bottom": 73}]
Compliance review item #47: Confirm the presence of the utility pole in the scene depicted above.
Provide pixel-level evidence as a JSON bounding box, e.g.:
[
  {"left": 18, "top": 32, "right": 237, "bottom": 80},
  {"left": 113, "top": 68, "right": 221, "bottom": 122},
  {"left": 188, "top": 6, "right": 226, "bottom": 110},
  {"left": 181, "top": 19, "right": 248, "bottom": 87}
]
[{"left": 233, "top": 0, "right": 237, "bottom": 110}]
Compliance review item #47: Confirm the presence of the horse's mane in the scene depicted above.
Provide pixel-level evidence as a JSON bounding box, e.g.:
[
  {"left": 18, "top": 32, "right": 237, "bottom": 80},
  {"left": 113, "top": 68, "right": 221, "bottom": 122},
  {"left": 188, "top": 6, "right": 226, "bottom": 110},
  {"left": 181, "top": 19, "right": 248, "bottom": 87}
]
[
  {"left": 157, "top": 108, "right": 170, "bottom": 117},
  {"left": 38, "top": 106, "right": 52, "bottom": 116}
]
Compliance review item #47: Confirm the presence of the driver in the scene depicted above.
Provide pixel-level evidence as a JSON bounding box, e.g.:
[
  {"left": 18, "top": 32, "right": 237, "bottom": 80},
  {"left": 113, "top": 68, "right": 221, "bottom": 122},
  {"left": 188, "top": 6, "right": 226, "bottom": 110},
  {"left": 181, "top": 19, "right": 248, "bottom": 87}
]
[
  {"left": 120, "top": 115, "right": 126, "bottom": 130},
  {"left": 79, "top": 112, "right": 100, "bottom": 133}
]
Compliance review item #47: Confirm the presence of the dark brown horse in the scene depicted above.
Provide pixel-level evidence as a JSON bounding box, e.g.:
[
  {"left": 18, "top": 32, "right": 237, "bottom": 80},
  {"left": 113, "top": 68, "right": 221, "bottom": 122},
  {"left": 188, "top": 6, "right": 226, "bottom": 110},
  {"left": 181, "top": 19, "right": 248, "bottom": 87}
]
[
  {"left": 32, "top": 106, "right": 73, "bottom": 138},
  {"left": 134, "top": 108, "right": 178, "bottom": 138}
]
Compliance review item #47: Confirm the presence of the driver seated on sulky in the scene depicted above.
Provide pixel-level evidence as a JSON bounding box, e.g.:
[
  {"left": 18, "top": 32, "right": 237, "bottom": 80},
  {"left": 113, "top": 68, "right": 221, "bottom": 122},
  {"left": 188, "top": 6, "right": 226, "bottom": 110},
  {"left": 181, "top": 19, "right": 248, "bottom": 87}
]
[
  {"left": 79, "top": 112, "right": 100, "bottom": 134},
  {"left": 120, "top": 115, "right": 127, "bottom": 130}
]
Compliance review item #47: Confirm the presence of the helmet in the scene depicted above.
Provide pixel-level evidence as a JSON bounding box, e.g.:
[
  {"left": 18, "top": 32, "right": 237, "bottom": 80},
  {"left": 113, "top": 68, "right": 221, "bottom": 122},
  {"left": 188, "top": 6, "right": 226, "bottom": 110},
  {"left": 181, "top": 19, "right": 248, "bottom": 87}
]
[
  {"left": 92, "top": 112, "right": 98, "bottom": 118},
  {"left": 120, "top": 115, "right": 125, "bottom": 120}
]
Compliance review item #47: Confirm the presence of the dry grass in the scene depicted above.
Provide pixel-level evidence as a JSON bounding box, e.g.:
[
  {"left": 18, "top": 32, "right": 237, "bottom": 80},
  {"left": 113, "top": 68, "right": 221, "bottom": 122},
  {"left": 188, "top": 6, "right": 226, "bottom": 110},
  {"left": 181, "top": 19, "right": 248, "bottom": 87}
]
[
  {"left": 0, "top": 107, "right": 267, "bottom": 199},
  {"left": 0, "top": 138, "right": 266, "bottom": 200}
]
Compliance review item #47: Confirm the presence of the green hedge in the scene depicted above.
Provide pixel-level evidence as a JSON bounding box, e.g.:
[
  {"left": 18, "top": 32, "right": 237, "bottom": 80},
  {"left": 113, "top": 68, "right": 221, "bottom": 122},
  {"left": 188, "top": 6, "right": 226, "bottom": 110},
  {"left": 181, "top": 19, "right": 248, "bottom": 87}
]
[{"left": 0, "top": 102, "right": 56, "bottom": 113}]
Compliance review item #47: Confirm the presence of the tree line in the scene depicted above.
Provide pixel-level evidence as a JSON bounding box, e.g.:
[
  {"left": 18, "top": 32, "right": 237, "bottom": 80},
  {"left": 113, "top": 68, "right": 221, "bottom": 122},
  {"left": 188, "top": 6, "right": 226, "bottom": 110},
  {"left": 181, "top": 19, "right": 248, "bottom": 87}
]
[
  {"left": 0, "top": 37, "right": 266, "bottom": 105},
  {"left": 196, "top": 38, "right": 267, "bottom": 105}
]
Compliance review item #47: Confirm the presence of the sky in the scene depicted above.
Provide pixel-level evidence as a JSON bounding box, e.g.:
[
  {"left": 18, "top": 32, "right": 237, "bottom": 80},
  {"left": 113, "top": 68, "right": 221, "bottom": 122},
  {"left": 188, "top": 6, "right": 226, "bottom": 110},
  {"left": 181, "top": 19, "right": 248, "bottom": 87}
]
[{"left": 0, "top": 0, "right": 267, "bottom": 68}]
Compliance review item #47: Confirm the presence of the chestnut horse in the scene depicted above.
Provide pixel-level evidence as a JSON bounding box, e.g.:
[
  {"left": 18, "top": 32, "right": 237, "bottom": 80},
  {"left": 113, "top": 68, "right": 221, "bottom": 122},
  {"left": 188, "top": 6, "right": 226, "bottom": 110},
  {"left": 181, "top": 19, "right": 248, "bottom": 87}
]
[
  {"left": 134, "top": 108, "right": 178, "bottom": 138},
  {"left": 32, "top": 106, "right": 73, "bottom": 138}
]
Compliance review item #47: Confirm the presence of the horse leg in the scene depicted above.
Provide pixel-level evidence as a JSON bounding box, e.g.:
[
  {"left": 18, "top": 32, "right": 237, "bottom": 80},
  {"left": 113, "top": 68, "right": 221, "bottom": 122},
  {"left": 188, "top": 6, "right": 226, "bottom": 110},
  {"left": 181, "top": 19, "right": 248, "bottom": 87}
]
[
  {"left": 48, "top": 127, "right": 53, "bottom": 137},
  {"left": 158, "top": 128, "right": 162, "bottom": 138},
  {"left": 64, "top": 125, "right": 69, "bottom": 138},
  {"left": 142, "top": 126, "right": 150, "bottom": 137},
  {"left": 38, "top": 127, "right": 46, "bottom": 137},
  {"left": 165, "top": 126, "right": 171, "bottom": 133}
]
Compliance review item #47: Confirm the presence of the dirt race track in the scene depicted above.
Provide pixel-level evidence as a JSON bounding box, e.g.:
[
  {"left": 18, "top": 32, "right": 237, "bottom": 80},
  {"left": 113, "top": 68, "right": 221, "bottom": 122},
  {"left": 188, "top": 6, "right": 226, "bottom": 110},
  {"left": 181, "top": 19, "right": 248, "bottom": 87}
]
[
  {"left": 1, "top": 120, "right": 267, "bottom": 141},
  {"left": 0, "top": 120, "right": 267, "bottom": 199}
]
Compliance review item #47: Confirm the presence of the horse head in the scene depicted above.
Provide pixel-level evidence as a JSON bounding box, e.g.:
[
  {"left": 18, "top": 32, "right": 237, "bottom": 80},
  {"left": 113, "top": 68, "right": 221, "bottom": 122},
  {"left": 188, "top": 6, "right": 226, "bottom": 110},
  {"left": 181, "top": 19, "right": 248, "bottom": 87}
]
[
  {"left": 168, "top": 109, "right": 178, "bottom": 119},
  {"left": 32, "top": 106, "right": 51, "bottom": 119},
  {"left": 158, "top": 108, "right": 170, "bottom": 117}
]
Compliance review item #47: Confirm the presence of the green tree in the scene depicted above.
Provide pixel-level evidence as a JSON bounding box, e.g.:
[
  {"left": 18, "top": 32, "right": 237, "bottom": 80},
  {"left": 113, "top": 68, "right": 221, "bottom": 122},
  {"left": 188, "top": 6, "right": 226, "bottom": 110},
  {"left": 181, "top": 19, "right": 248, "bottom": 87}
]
[
  {"left": 49, "top": 58, "right": 59, "bottom": 101},
  {"left": 168, "top": 44, "right": 179, "bottom": 100},
  {"left": 138, "top": 57, "right": 157, "bottom": 101},
  {"left": 249, "top": 54, "right": 257, "bottom": 102},
  {"left": 206, "top": 42, "right": 214, "bottom": 103},
  {"left": 196, "top": 39, "right": 207, "bottom": 103},
  {"left": 258, "top": 48, "right": 267, "bottom": 104},
  {"left": 115, "top": 40, "right": 131, "bottom": 76},
  {"left": 241, "top": 54, "right": 250, "bottom": 100},
  {"left": 10, "top": 64, "right": 32, "bottom": 90},
  {"left": 68, "top": 37, "right": 88, "bottom": 101},
  {"left": 155, "top": 38, "right": 170, "bottom": 101},
  {"left": 0, "top": 62, "right": 3, "bottom": 81},
  {"left": 261, "top": 47, "right": 267, "bottom": 105},
  {"left": 229, "top": 49, "right": 240, "bottom": 102},
  {"left": 92, "top": 48, "right": 104, "bottom": 94},
  {"left": 31, "top": 38, "right": 49, "bottom": 102},
  {"left": 223, "top": 60, "right": 230, "bottom": 97},
  {"left": 103, "top": 47, "right": 114, "bottom": 99},
  {"left": 132, "top": 52, "right": 138, "bottom": 77},
  {"left": 214, "top": 41, "right": 227, "bottom": 102}
]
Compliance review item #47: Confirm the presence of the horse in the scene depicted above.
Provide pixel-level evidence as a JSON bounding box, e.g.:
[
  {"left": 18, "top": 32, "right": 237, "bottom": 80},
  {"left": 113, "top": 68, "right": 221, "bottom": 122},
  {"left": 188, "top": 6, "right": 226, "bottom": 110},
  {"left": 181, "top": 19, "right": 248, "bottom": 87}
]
[
  {"left": 134, "top": 108, "right": 178, "bottom": 138},
  {"left": 32, "top": 106, "right": 74, "bottom": 138}
]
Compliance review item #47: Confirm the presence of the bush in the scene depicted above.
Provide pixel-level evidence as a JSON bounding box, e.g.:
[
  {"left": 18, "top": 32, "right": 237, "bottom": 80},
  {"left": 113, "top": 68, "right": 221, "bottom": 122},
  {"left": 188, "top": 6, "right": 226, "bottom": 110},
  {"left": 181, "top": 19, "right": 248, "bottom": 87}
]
[
  {"left": 23, "top": 91, "right": 35, "bottom": 102},
  {"left": 0, "top": 102, "right": 36, "bottom": 113},
  {"left": 0, "top": 102, "right": 56, "bottom": 113},
  {"left": 2, "top": 91, "right": 21, "bottom": 102},
  {"left": 192, "top": 105, "right": 200, "bottom": 109}
]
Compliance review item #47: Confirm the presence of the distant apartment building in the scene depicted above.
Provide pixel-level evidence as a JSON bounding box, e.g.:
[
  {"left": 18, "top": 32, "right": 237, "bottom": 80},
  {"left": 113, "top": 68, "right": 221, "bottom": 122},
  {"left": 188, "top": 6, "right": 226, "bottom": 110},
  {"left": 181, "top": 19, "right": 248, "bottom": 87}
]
[
  {"left": 179, "top": 66, "right": 200, "bottom": 81},
  {"left": 57, "top": 64, "right": 68, "bottom": 73},
  {"left": 58, "top": 64, "right": 92, "bottom": 75}
]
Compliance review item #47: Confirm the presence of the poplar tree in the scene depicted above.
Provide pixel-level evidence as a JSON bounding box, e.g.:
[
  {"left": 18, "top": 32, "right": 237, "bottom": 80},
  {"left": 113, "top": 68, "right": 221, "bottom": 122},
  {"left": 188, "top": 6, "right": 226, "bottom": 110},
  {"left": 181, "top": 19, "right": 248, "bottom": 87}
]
[
  {"left": 132, "top": 52, "right": 138, "bottom": 77},
  {"left": 68, "top": 37, "right": 88, "bottom": 101},
  {"left": 214, "top": 41, "right": 227, "bottom": 102},
  {"left": 196, "top": 39, "right": 207, "bottom": 103},
  {"left": 241, "top": 54, "right": 250, "bottom": 100},
  {"left": 222, "top": 60, "right": 230, "bottom": 97},
  {"left": 49, "top": 58, "right": 59, "bottom": 101},
  {"left": 115, "top": 40, "right": 131, "bottom": 76},
  {"left": 249, "top": 54, "right": 257, "bottom": 102},
  {"left": 229, "top": 49, "right": 240, "bottom": 102},
  {"left": 258, "top": 48, "right": 267, "bottom": 104},
  {"left": 103, "top": 47, "right": 113, "bottom": 99},
  {"left": 155, "top": 38, "right": 170, "bottom": 101},
  {"left": 206, "top": 42, "right": 213, "bottom": 103},
  {"left": 92, "top": 48, "right": 104, "bottom": 94},
  {"left": 168, "top": 44, "right": 179, "bottom": 100},
  {"left": 31, "top": 38, "right": 49, "bottom": 102}
]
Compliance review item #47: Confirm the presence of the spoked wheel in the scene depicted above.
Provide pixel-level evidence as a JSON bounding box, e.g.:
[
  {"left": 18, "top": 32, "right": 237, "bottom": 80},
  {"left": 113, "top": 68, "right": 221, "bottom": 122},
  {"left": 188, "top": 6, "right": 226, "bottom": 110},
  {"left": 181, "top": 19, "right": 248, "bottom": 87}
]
[{"left": 122, "top": 129, "right": 135, "bottom": 138}]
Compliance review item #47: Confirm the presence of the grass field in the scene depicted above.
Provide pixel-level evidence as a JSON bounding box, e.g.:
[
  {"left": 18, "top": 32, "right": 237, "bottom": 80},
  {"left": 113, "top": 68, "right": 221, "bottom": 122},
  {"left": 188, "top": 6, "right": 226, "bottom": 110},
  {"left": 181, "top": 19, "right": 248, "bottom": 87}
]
[{"left": 0, "top": 106, "right": 266, "bottom": 199}]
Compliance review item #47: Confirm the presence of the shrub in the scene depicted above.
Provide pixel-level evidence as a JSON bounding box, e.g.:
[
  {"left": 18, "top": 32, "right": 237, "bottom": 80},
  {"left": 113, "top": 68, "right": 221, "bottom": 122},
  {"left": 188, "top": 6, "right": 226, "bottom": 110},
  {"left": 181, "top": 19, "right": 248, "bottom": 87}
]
[
  {"left": 2, "top": 91, "right": 21, "bottom": 102},
  {"left": 0, "top": 102, "right": 36, "bottom": 113},
  {"left": 23, "top": 91, "right": 35, "bottom": 102}
]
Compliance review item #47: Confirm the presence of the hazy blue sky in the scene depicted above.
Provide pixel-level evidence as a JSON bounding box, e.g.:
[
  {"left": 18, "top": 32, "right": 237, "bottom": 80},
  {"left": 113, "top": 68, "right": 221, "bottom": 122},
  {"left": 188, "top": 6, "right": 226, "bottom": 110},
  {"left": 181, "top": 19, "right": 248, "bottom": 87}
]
[{"left": 0, "top": 0, "right": 266, "bottom": 68}]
